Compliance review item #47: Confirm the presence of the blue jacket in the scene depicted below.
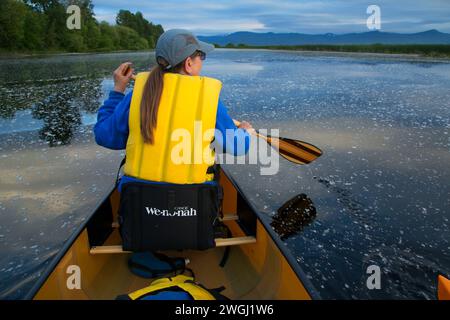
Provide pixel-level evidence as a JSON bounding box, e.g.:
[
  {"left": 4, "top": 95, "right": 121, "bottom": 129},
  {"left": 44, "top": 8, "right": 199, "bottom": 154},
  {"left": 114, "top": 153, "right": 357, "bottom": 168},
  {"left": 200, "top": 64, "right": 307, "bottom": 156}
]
[{"left": 94, "top": 90, "right": 250, "bottom": 191}]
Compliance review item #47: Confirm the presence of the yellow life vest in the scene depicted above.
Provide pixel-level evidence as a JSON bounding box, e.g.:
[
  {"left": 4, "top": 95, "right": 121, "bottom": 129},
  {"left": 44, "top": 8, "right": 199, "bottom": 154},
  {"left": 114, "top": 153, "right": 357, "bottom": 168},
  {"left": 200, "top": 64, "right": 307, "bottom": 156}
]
[
  {"left": 127, "top": 275, "right": 216, "bottom": 300},
  {"left": 124, "top": 72, "right": 222, "bottom": 184}
]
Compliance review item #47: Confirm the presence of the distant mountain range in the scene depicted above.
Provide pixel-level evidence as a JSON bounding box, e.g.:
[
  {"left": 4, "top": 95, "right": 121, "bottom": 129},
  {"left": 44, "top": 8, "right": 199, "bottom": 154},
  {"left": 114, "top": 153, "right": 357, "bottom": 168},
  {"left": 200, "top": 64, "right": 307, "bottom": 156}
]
[{"left": 198, "top": 30, "right": 450, "bottom": 46}]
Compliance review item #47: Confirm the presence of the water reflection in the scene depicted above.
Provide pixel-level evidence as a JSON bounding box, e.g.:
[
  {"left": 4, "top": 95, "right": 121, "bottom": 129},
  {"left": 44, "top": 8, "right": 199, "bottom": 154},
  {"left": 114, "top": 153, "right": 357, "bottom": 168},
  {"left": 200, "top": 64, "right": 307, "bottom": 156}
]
[
  {"left": 271, "top": 193, "right": 317, "bottom": 240},
  {"left": 0, "top": 52, "right": 154, "bottom": 146},
  {"left": 30, "top": 78, "right": 103, "bottom": 146},
  {"left": 2, "top": 76, "right": 109, "bottom": 146}
]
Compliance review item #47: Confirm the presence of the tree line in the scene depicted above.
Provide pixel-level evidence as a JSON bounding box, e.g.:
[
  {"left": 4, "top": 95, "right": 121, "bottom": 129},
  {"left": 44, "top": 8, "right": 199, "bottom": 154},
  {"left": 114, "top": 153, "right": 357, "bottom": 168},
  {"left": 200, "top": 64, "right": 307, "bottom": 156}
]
[
  {"left": 217, "top": 43, "right": 450, "bottom": 58},
  {"left": 0, "top": 0, "right": 164, "bottom": 52}
]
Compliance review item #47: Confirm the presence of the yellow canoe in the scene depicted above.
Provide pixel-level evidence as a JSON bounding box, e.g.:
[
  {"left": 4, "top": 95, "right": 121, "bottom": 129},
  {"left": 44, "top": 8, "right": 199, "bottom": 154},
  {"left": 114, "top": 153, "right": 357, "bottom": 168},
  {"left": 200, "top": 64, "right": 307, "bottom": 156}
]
[
  {"left": 438, "top": 275, "right": 450, "bottom": 300},
  {"left": 26, "top": 167, "right": 320, "bottom": 300}
]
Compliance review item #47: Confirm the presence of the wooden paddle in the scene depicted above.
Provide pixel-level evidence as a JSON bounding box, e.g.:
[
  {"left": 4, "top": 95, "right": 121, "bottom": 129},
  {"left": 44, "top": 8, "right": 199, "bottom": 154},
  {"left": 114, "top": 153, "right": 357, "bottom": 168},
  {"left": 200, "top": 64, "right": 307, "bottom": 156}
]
[{"left": 233, "top": 119, "right": 322, "bottom": 165}]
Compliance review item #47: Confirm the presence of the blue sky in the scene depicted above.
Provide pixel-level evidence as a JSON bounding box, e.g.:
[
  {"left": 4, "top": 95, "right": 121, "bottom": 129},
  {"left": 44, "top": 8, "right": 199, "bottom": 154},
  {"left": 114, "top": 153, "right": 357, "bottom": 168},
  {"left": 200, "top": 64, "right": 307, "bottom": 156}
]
[{"left": 92, "top": 0, "right": 450, "bottom": 35}]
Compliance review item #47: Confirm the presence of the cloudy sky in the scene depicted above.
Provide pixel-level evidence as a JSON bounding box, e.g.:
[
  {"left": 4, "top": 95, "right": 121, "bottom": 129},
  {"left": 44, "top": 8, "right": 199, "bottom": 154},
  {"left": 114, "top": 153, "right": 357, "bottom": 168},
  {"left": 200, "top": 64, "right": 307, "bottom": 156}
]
[{"left": 92, "top": 0, "right": 450, "bottom": 35}]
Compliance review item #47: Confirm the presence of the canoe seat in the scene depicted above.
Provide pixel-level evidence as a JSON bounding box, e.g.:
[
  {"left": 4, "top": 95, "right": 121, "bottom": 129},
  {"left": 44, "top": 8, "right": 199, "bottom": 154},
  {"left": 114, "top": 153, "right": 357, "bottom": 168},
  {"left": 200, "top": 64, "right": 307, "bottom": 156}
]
[
  {"left": 89, "top": 236, "right": 256, "bottom": 255},
  {"left": 93, "top": 214, "right": 254, "bottom": 255},
  {"left": 110, "top": 215, "right": 239, "bottom": 229}
]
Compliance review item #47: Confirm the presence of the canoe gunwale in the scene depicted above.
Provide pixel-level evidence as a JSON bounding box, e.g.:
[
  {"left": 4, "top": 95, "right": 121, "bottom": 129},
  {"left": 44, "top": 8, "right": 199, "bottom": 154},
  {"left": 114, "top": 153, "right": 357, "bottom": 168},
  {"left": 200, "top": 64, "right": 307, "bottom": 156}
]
[
  {"left": 220, "top": 166, "right": 322, "bottom": 300},
  {"left": 24, "top": 182, "right": 118, "bottom": 300}
]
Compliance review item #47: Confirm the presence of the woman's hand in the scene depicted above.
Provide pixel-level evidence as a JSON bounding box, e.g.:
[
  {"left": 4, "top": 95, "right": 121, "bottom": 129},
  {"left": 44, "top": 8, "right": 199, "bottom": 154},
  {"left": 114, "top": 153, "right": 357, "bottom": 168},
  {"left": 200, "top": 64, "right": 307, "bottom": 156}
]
[
  {"left": 113, "top": 62, "right": 135, "bottom": 94},
  {"left": 238, "top": 121, "right": 255, "bottom": 134}
]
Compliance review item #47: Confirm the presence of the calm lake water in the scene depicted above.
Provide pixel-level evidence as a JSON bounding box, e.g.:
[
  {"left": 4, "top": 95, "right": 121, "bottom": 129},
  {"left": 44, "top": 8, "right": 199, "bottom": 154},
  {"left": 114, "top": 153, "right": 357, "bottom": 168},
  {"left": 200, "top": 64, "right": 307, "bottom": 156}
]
[{"left": 0, "top": 49, "right": 449, "bottom": 299}]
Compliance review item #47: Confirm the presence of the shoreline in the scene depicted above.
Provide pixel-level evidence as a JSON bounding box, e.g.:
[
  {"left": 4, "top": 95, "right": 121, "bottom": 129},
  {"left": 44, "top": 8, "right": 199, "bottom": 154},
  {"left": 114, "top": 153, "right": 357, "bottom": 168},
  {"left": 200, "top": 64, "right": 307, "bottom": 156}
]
[
  {"left": 1, "top": 47, "right": 450, "bottom": 63},
  {"left": 231, "top": 48, "right": 450, "bottom": 63},
  {"left": 0, "top": 49, "right": 155, "bottom": 59},
  {"left": 214, "top": 47, "right": 450, "bottom": 62}
]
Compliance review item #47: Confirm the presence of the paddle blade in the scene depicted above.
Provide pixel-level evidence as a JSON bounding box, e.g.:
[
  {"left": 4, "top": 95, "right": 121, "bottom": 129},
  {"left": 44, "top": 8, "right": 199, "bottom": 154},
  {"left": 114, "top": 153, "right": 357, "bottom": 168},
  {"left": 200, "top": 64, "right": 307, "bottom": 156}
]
[
  {"left": 265, "top": 135, "right": 323, "bottom": 165},
  {"left": 271, "top": 193, "right": 317, "bottom": 240}
]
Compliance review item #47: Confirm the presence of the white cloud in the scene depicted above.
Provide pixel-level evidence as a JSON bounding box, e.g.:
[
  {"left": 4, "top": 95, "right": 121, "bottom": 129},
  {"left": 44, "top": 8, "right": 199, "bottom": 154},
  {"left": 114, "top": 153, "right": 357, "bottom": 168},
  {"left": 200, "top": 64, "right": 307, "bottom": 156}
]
[{"left": 91, "top": 0, "right": 450, "bottom": 34}]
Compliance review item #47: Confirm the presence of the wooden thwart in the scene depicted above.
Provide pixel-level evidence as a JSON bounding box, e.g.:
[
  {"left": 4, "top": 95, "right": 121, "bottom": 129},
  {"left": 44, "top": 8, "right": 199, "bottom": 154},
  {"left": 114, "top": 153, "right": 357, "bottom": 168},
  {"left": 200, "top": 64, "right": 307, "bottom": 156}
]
[
  {"left": 89, "top": 236, "right": 256, "bottom": 255},
  {"left": 90, "top": 245, "right": 131, "bottom": 254},
  {"left": 215, "top": 236, "right": 256, "bottom": 246}
]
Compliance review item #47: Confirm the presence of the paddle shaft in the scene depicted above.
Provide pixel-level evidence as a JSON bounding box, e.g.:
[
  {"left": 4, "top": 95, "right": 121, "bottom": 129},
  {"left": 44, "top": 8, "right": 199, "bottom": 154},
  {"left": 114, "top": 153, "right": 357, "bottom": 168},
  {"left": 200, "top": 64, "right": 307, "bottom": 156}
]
[
  {"left": 232, "top": 119, "right": 267, "bottom": 141},
  {"left": 232, "top": 119, "right": 323, "bottom": 165}
]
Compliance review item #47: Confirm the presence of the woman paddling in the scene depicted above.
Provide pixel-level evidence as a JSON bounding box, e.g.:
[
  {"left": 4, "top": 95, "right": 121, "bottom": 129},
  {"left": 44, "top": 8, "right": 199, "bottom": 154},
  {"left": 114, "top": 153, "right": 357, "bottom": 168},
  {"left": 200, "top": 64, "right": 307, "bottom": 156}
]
[{"left": 94, "top": 29, "right": 253, "bottom": 251}]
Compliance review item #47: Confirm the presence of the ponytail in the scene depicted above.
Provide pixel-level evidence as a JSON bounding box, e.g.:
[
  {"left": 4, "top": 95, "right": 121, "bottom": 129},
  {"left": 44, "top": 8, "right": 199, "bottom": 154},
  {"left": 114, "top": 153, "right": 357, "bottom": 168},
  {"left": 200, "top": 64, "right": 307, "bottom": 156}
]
[
  {"left": 140, "top": 51, "right": 200, "bottom": 144},
  {"left": 140, "top": 65, "right": 164, "bottom": 144}
]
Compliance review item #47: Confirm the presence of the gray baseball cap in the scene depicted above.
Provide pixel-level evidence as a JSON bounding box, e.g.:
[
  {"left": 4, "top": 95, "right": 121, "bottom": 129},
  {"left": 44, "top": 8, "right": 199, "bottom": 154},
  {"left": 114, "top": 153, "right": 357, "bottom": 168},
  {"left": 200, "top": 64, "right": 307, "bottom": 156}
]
[{"left": 155, "top": 29, "right": 214, "bottom": 69}]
